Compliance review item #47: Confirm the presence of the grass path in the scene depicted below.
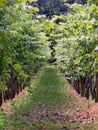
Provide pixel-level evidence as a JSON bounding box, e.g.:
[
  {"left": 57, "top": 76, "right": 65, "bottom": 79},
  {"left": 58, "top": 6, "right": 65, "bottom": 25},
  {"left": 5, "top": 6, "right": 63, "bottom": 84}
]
[{"left": 1, "top": 66, "right": 98, "bottom": 130}]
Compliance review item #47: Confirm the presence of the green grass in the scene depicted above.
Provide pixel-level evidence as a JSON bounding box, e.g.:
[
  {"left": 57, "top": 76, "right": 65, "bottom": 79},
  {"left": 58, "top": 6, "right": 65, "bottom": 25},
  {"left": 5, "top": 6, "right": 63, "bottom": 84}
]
[
  {"left": 9, "top": 66, "right": 72, "bottom": 113},
  {"left": 27, "top": 66, "right": 72, "bottom": 106},
  {"left": 1, "top": 66, "right": 98, "bottom": 130},
  {"left": 0, "top": 109, "right": 8, "bottom": 130},
  {"left": 5, "top": 66, "right": 72, "bottom": 130}
]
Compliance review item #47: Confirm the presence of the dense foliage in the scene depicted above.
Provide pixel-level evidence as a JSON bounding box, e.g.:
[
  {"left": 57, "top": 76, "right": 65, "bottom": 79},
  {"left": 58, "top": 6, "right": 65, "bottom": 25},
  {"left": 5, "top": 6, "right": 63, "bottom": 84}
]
[
  {"left": 0, "top": 0, "right": 98, "bottom": 129},
  {"left": 0, "top": 0, "right": 98, "bottom": 105},
  {"left": 31, "top": 0, "right": 66, "bottom": 16},
  {"left": 0, "top": 0, "right": 51, "bottom": 106},
  {"left": 31, "top": 0, "right": 87, "bottom": 17},
  {"left": 53, "top": 2, "right": 98, "bottom": 101}
]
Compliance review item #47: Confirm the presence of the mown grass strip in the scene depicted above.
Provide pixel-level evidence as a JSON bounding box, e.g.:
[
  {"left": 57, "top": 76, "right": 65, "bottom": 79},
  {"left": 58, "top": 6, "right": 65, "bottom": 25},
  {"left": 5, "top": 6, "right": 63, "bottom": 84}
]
[
  {"left": 27, "top": 66, "right": 72, "bottom": 107},
  {"left": 4, "top": 66, "right": 73, "bottom": 130},
  {"left": 1, "top": 66, "right": 98, "bottom": 130}
]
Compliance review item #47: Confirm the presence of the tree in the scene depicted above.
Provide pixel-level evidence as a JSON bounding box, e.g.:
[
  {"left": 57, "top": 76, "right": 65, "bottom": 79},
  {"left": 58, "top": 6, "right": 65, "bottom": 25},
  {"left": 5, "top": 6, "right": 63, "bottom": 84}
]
[
  {"left": 54, "top": 3, "right": 98, "bottom": 100},
  {"left": 0, "top": 0, "right": 51, "bottom": 105}
]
